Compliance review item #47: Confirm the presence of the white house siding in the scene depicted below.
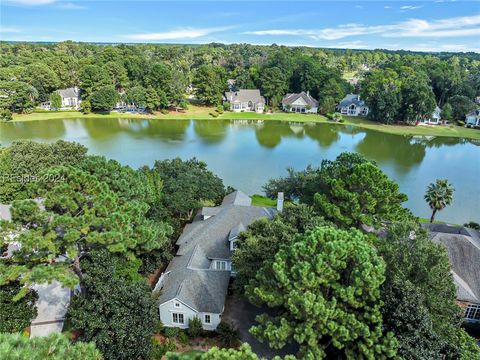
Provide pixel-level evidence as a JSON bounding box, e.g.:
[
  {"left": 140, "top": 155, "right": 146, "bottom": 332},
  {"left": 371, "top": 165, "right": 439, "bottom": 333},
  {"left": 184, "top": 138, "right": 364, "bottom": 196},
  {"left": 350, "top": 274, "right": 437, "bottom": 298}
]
[
  {"left": 339, "top": 105, "right": 368, "bottom": 116},
  {"left": 159, "top": 299, "right": 222, "bottom": 330},
  {"left": 466, "top": 114, "right": 480, "bottom": 127},
  {"left": 285, "top": 98, "right": 317, "bottom": 114},
  {"left": 160, "top": 299, "right": 199, "bottom": 330}
]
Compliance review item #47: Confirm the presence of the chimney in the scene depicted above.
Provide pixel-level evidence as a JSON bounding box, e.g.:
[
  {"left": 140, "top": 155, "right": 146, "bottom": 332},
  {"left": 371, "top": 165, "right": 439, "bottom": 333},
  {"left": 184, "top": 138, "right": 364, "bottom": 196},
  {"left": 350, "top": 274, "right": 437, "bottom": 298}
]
[
  {"left": 276, "top": 192, "right": 284, "bottom": 212},
  {"left": 307, "top": 91, "right": 309, "bottom": 97}
]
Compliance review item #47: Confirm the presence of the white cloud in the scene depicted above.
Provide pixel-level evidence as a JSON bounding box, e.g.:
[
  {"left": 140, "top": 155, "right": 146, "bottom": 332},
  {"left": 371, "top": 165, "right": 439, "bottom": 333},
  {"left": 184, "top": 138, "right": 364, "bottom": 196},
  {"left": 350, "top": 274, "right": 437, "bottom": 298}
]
[
  {"left": 3, "top": 0, "right": 56, "bottom": 5},
  {"left": 56, "top": 2, "right": 85, "bottom": 10},
  {"left": 401, "top": 5, "right": 423, "bottom": 11},
  {"left": 384, "top": 6, "right": 391, "bottom": 9},
  {"left": 0, "top": 27, "right": 21, "bottom": 33},
  {"left": 245, "top": 14, "right": 480, "bottom": 40},
  {"left": 126, "top": 27, "right": 231, "bottom": 41}
]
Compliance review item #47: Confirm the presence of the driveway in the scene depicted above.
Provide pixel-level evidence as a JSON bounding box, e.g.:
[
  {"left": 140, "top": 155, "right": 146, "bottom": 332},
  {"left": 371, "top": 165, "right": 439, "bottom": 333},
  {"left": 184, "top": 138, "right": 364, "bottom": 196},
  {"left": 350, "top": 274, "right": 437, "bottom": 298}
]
[{"left": 222, "top": 295, "right": 298, "bottom": 359}]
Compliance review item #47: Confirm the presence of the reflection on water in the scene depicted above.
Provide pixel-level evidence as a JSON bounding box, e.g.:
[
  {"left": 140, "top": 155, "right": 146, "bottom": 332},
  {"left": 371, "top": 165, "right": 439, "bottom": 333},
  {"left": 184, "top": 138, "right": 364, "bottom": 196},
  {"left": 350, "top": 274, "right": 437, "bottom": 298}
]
[{"left": 1, "top": 117, "right": 479, "bottom": 224}]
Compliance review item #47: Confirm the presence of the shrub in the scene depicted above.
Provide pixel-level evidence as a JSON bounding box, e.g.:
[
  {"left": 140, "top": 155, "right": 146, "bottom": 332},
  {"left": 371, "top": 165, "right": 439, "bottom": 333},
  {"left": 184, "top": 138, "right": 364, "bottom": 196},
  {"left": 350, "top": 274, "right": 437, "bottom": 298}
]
[
  {"left": 151, "top": 338, "right": 177, "bottom": 360},
  {"left": 464, "top": 221, "right": 480, "bottom": 230},
  {"left": 223, "top": 102, "right": 230, "bottom": 111},
  {"left": 178, "top": 330, "right": 189, "bottom": 345},
  {"left": 339, "top": 118, "right": 345, "bottom": 123},
  {"left": 457, "top": 120, "right": 465, "bottom": 126},
  {"left": 209, "top": 112, "right": 219, "bottom": 118},
  {"left": 164, "top": 326, "right": 180, "bottom": 338},
  {"left": 187, "top": 316, "right": 203, "bottom": 338},
  {"left": 0, "top": 109, "right": 13, "bottom": 121},
  {"left": 216, "top": 105, "right": 224, "bottom": 114},
  {"left": 154, "top": 321, "right": 164, "bottom": 334},
  {"left": 216, "top": 322, "right": 239, "bottom": 347},
  {"left": 160, "top": 108, "right": 169, "bottom": 115},
  {"left": 80, "top": 100, "right": 91, "bottom": 114}
]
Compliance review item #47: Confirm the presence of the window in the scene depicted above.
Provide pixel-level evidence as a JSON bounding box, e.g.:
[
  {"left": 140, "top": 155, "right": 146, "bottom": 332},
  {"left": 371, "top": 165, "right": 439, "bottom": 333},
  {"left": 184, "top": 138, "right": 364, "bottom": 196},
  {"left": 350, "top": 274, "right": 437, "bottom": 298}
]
[
  {"left": 231, "top": 240, "right": 237, "bottom": 251},
  {"left": 215, "top": 261, "right": 227, "bottom": 270},
  {"left": 204, "top": 314, "right": 211, "bottom": 324},
  {"left": 465, "top": 304, "right": 480, "bottom": 321},
  {"left": 172, "top": 313, "right": 184, "bottom": 324},
  {"left": 174, "top": 302, "right": 180, "bottom": 308}
]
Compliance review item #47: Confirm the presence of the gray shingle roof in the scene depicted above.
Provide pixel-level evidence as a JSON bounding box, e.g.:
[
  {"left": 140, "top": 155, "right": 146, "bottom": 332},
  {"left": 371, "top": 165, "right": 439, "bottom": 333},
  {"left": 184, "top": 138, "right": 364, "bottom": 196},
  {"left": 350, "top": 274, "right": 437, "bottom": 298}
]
[
  {"left": 159, "top": 191, "right": 276, "bottom": 313},
  {"left": 424, "top": 224, "right": 480, "bottom": 304},
  {"left": 224, "top": 89, "right": 265, "bottom": 105},
  {"left": 55, "top": 87, "right": 80, "bottom": 99},
  {"left": 282, "top": 92, "right": 318, "bottom": 108},
  {"left": 338, "top": 94, "right": 366, "bottom": 108}
]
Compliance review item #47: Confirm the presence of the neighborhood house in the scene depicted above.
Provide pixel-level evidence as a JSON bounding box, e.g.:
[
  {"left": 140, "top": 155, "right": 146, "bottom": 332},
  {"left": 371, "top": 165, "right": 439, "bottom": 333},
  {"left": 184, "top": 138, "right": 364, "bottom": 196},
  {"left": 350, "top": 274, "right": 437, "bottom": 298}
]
[
  {"left": 336, "top": 94, "right": 369, "bottom": 116},
  {"left": 281, "top": 92, "right": 318, "bottom": 114},
  {"left": 41, "top": 87, "right": 82, "bottom": 110},
  {"left": 465, "top": 109, "right": 480, "bottom": 127},
  {"left": 424, "top": 224, "right": 480, "bottom": 325},
  {"left": 418, "top": 105, "right": 442, "bottom": 125},
  {"left": 155, "top": 190, "right": 281, "bottom": 330},
  {"left": 224, "top": 89, "right": 265, "bottom": 113}
]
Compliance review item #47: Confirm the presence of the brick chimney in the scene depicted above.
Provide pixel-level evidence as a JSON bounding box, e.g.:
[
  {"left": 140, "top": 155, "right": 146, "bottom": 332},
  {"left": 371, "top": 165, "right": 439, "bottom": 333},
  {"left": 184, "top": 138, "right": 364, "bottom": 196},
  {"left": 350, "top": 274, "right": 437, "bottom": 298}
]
[{"left": 276, "top": 192, "right": 284, "bottom": 212}]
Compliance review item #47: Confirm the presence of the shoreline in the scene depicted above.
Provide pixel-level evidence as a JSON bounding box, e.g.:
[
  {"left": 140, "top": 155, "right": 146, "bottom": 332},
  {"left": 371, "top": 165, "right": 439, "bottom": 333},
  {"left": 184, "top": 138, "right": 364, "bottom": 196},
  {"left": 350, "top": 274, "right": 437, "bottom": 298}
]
[{"left": 6, "top": 108, "right": 480, "bottom": 140}]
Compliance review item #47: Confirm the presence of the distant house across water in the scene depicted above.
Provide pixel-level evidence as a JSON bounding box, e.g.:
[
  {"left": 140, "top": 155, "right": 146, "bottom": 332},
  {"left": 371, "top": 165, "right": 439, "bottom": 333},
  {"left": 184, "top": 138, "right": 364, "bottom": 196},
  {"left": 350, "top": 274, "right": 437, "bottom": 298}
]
[
  {"left": 336, "top": 94, "right": 369, "bottom": 116},
  {"left": 418, "top": 105, "right": 442, "bottom": 125},
  {"left": 41, "top": 87, "right": 82, "bottom": 110},
  {"left": 465, "top": 109, "right": 480, "bottom": 127},
  {"left": 224, "top": 89, "right": 265, "bottom": 113},
  {"left": 281, "top": 92, "right": 318, "bottom": 114}
]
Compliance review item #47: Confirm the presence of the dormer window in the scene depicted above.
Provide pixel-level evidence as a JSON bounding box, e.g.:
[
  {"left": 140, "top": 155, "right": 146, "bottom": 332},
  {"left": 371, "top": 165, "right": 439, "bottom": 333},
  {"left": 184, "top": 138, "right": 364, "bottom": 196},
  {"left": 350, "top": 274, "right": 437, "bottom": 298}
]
[{"left": 215, "top": 260, "right": 227, "bottom": 270}]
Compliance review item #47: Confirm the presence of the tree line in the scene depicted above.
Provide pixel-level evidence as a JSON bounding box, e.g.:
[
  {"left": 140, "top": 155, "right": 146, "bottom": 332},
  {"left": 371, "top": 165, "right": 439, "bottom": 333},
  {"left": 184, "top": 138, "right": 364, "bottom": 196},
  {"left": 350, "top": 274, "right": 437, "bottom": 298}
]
[{"left": 0, "top": 42, "right": 478, "bottom": 122}]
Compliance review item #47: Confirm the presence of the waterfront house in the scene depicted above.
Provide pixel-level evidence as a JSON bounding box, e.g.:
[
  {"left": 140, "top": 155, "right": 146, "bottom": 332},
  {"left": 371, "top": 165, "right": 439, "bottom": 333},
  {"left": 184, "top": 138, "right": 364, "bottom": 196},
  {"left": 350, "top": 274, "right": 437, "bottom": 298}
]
[
  {"left": 336, "top": 94, "right": 369, "bottom": 116},
  {"left": 419, "top": 105, "right": 442, "bottom": 125},
  {"left": 40, "top": 87, "right": 82, "bottom": 110},
  {"left": 224, "top": 89, "right": 265, "bottom": 113},
  {"left": 281, "top": 92, "right": 318, "bottom": 114},
  {"left": 465, "top": 109, "right": 480, "bottom": 127},
  {"left": 423, "top": 224, "right": 480, "bottom": 325},
  {"left": 155, "top": 190, "right": 281, "bottom": 330}
]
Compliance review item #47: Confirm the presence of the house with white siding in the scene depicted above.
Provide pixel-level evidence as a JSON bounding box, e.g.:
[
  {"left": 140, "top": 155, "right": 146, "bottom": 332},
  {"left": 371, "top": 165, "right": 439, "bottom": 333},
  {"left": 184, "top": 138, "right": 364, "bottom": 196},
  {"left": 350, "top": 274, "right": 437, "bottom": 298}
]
[
  {"left": 465, "top": 109, "right": 480, "bottom": 127},
  {"left": 418, "top": 105, "right": 442, "bottom": 125},
  {"left": 224, "top": 89, "right": 265, "bottom": 113},
  {"left": 155, "top": 190, "right": 280, "bottom": 330},
  {"left": 281, "top": 92, "right": 318, "bottom": 114},
  {"left": 336, "top": 94, "right": 369, "bottom": 116}
]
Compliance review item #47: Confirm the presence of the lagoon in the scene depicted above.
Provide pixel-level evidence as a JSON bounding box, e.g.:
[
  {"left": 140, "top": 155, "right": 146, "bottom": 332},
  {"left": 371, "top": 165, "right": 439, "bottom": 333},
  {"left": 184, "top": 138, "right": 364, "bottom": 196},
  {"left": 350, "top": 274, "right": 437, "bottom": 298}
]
[{"left": 1, "top": 118, "right": 479, "bottom": 224}]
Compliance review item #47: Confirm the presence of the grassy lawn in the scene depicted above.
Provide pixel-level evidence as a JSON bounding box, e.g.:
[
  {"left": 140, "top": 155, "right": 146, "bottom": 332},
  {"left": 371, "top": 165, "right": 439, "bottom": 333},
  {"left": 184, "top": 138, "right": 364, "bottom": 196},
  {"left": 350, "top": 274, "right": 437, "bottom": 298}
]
[
  {"left": 251, "top": 194, "right": 277, "bottom": 207},
  {"left": 9, "top": 106, "right": 480, "bottom": 140}
]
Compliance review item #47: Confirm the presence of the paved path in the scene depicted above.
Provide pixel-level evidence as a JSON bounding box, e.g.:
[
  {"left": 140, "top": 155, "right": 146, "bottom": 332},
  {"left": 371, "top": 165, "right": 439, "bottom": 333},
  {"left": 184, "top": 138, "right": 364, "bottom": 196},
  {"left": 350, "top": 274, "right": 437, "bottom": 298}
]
[{"left": 222, "top": 295, "right": 297, "bottom": 359}]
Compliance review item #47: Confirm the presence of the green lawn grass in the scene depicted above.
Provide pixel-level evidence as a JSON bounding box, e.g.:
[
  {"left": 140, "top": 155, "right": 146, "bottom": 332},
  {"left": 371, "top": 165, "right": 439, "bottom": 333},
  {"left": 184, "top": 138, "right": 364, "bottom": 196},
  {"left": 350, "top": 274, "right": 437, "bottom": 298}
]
[
  {"left": 251, "top": 194, "right": 277, "bottom": 207},
  {"left": 8, "top": 106, "right": 480, "bottom": 140}
]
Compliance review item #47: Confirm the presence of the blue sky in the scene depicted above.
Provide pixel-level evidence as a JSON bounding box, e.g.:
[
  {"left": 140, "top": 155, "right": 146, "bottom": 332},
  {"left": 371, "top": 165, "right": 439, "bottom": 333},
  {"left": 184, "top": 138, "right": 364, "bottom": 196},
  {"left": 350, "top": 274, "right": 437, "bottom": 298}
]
[{"left": 1, "top": 1, "right": 479, "bottom": 52}]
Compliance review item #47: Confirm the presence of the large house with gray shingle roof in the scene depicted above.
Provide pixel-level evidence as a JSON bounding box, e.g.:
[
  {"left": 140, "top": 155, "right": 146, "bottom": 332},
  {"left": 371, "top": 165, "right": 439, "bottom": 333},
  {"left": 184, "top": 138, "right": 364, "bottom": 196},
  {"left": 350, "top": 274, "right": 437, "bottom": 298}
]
[
  {"left": 224, "top": 89, "right": 265, "bottom": 113},
  {"left": 155, "top": 190, "right": 279, "bottom": 330},
  {"left": 423, "top": 223, "right": 480, "bottom": 324},
  {"left": 336, "top": 94, "right": 369, "bottom": 116},
  {"left": 282, "top": 92, "right": 318, "bottom": 114}
]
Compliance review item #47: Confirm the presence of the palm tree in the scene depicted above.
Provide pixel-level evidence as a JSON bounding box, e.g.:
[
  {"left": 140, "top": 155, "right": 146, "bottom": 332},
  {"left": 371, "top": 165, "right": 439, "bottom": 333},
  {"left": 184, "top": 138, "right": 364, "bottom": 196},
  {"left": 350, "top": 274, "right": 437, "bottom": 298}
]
[{"left": 424, "top": 179, "right": 455, "bottom": 223}]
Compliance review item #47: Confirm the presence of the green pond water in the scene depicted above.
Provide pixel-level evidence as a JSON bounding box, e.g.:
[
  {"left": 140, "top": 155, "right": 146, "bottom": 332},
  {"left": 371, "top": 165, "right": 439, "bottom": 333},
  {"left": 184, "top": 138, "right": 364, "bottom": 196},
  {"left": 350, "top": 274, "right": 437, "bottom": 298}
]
[{"left": 1, "top": 118, "right": 479, "bottom": 224}]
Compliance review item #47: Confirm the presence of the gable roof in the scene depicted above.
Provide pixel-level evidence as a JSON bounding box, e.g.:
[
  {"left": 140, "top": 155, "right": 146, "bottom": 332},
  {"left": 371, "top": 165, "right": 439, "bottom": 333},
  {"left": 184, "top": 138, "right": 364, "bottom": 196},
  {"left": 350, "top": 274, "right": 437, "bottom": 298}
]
[
  {"left": 55, "top": 87, "right": 80, "bottom": 99},
  {"left": 159, "top": 191, "right": 276, "bottom": 313},
  {"left": 282, "top": 92, "right": 318, "bottom": 107},
  {"left": 466, "top": 109, "right": 480, "bottom": 117},
  {"left": 224, "top": 89, "right": 265, "bottom": 105},
  {"left": 423, "top": 224, "right": 480, "bottom": 304},
  {"left": 338, "top": 94, "right": 366, "bottom": 108}
]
